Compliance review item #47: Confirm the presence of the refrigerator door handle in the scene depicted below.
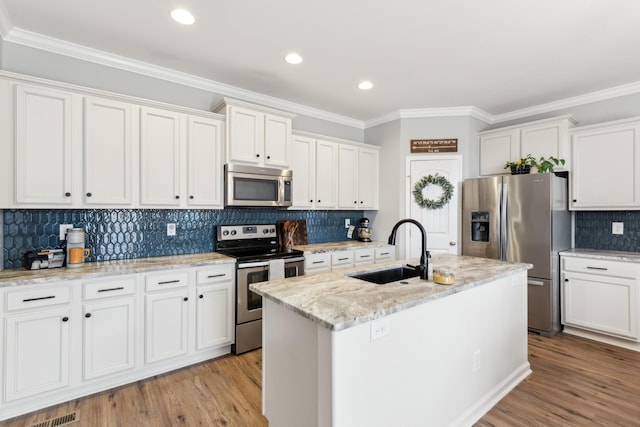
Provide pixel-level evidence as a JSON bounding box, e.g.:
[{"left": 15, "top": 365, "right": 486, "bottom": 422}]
[{"left": 500, "top": 181, "right": 509, "bottom": 261}]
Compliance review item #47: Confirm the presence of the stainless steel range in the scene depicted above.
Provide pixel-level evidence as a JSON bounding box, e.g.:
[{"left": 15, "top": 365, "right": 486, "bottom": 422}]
[{"left": 215, "top": 224, "right": 305, "bottom": 354}]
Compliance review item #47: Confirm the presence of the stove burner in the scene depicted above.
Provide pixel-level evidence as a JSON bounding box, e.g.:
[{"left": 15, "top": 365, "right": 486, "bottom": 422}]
[{"left": 215, "top": 224, "right": 304, "bottom": 263}]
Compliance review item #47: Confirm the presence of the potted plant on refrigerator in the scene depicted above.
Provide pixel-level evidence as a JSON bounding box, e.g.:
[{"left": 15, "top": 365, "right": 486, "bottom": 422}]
[
  {"left": 535, "top": 156, "right": 565, "bottom": 173},
  {"left": 504, "top": 154, "right": 537, "bottom": 174}
]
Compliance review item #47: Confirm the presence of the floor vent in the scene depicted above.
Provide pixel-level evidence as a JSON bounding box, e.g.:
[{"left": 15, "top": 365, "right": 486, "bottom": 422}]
[{"left": 29, "top": 411, "right": 79, "bottom": 427}]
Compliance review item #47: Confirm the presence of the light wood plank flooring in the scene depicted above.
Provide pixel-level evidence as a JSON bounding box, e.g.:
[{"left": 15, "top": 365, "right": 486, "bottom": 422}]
[{"left": 2, "top": 333, "right": 640, "bottom": 427}]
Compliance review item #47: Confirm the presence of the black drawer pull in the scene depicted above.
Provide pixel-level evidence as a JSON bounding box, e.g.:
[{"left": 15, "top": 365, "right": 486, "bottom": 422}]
[
  {"left": 586, "top": 266, "right": 608, "bottom": 271},
  {"left": 207, "top": 273, "right": 226, "bottom": 278},
  {"left": 24, "top": 295, "right": 55, "bottom": 302},
  {"left": 359, "top": 255, "right": 371, "bottom": 258},
  {"left": 158, "top": 280, "right": 180, "bottom": 285},
  {"left": 338, "top": 257, "right": 349, "bottom": 261},
  {"left": 312, "top": 260, "right": 325, "bottom": 264},
  {"left": 98, "top": 286, "right": 125, "bottom": 293},
  {"left": 379, "top": 252, "right": 390, "bottom": 256}
]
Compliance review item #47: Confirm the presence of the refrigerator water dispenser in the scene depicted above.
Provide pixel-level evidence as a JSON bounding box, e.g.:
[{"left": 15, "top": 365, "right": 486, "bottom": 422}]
[{"left": 471, "top": 211, "right": 490, "bottom": 242}]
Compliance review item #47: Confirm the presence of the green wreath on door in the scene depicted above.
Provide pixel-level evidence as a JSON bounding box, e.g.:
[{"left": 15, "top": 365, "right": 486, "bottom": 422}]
[{"left": 413, "top": 174, "right": 454, "bottom": 210}]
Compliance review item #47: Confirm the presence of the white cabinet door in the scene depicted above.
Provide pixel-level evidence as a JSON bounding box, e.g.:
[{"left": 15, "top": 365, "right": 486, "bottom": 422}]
[
  {"left": 563, "top": 272, "right": 638, "bottom": 340},
  {"left": 358, "top": 147, "right": 379, "bottom": 209},
  {"left": 354, "top": 248, "right": 375, "bottom": 266},
  {"left": 187, "top": 116, "right": 223, "bottom": 207},
  {"left": 304, "top": 252, "right": 332, "bottom": 275},
  {"left": 14, "top": 84, "right": 74, "bottom": 205},
  {"left": 4, "top": 307, "right": 71, "bottom": 401},
  {"left": 478, "top": 129, "right": 519, "bottom": 176},
  {"left": 315, "top": 140, "right": 338, "bottom": 209},
  {"left": 139, "top": 107, "right": 181, "bottom": 206},
  {"left": 331, "top": 251, "right": 355, "bottom": 270},
  {"left": 83, "top": 297, "right": 135, "bottom": 380},
  {"left": 83, "top": 96, "right": 132, "bottom": 205},
  {"left": 291, "top": 135, "right": 316, "bottom": 209},
  {"left": 264, "top": 114, "right": 291, "bottom": 167},
  {"left": 196, "top": 283, "right": 234, "bottom": 350},
  {"left": 145, "top": 289, "right": 190, "bottom": 363},
  {"left": 570, "top": 119, "right": 640, "bottom": 210},
  {"left": 338, "top": 144, "right": 359, "bottom": 209},
  {"left": 227, "top": 105, "right": 263, "bottom": 165},
  {"left": 520, "top": 119, "right": 571, "bottom": 171}
]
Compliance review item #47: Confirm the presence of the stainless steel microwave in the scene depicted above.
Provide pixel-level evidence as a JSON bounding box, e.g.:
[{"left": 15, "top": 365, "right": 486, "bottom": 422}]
[{"left": 224, "top": 164, "right": 293, "bottom": 208}]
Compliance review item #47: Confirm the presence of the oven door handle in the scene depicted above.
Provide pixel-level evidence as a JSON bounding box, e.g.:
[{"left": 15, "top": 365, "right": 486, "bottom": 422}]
[
  {"left": 284, "top": 256, "right": 305, "bottom": 263},
  {"left": 237, "top": 261, "right": 270, "bottom": 269}
]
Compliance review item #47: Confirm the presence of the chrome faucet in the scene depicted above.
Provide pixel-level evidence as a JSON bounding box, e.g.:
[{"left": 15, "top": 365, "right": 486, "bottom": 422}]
[{"left": 387, "top": 218, "right": 429, "bottom": 280}]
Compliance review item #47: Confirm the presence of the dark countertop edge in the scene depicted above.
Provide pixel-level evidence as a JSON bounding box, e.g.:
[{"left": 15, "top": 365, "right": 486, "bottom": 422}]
[{"left": 0, "top": 253, "right": 236, "bottom": 287}]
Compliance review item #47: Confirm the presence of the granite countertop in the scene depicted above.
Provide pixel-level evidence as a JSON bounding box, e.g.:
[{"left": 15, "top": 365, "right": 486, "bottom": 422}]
[
  {"left": 294, "top": 240, "right": 391, "bottom": 254},
  {"left": 251, "top": 253, "right": 532, "bottom": 332},
  {"left": 0, "top": 252, "right": 235, "bottom": 287},
  {"left": 560, "top": 248, "right": 640, "bottom": 262}
]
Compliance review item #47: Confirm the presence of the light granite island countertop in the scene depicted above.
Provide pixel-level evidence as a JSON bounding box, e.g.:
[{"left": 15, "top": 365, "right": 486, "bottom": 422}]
[{"left": 252, "top": 253, "right": 533, "bottom": 427}]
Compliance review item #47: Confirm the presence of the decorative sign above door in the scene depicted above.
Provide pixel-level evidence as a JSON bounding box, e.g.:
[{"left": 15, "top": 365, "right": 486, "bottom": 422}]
[{"left": 410, "top": 139, "right": 458, "bottom": 153}]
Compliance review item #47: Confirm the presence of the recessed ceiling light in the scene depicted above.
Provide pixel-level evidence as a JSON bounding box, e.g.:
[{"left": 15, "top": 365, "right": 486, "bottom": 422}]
[
  {"left": 284, "top": 53, "right": 303, "bottom": 65},
  {"left": 358, "top": 81, "right": 374, "bottom": 90},
  {"left": 171, "top": 9, "right": 195, "bottom": 25}
]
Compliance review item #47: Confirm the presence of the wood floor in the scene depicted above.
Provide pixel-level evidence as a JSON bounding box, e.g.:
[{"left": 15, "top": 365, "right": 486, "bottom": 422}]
[{"left": 2, "top": 332, "right": 640, "bottom": 427}]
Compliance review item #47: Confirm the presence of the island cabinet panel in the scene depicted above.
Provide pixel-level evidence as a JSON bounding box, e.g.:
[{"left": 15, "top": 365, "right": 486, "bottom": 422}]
[
  {"left": 561, "top": 254, "right": 640, "bottom": 344},
  {"left": 569, "top": 117, "right": 640, "bottom": 210},
  {"left": 261, "top": 271, "right": 530, "bottom": 427}
]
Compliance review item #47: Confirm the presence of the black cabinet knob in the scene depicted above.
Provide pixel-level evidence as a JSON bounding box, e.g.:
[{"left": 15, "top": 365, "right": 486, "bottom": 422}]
[
  {"left": 354, "top": 201, "right": 357, "bottom": 204},
  {"left": 189, "top": 195, "right": 194, "bottom": 199},
  {"left": 175, "top": 195, "right": 180, "bottom": 199},
  {"left": 86, "top": 192, "right": 92, "bottom": 197},
  {"left": 267, "top": 155, "right": 271, "bottom": 159},
  {"left": 199, "top": 294, "right": 204, "bottom": 299},
  {"left": 62, "top": 316, "right": 69, "bottom": 322},
  {"left": 65, "top": 192, "right": 71, "bottom": 197},
  {"left": 564, "top": 278, "right": 569, "bottom": 282},
  {"left": 318, "top": 200, "right": 321, "bottom": 203},
  {"left": 256, "top": 154, "right": 260, "bottom": 158},
  {"left": 573, "top": 199, "right": 577, "bottom": 202},
  {"left": 85, "top": 313, "right": 92, "bottom": 318},
  {"left": 183, "top": 297, "right": 188, "bottom": 301}
]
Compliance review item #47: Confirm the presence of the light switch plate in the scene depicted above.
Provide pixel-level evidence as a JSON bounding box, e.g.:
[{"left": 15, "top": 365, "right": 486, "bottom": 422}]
[
  {"left": 612, "top": 222, "right": 624, "bottom": 235},
  {"left": 344, "top": 218, "right": 351, "bottom": 228}
]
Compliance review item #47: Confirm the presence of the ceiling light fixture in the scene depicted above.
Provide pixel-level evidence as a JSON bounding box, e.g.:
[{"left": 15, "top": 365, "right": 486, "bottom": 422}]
[
  {"left": 358, "top": 81, "right": 373, "bottom": 90},
  {"left": 171, "top": 9, "right": 195, "bottom": 25},
  {"left": 284, "top": 53, "right": 303, "bottom": 65}
]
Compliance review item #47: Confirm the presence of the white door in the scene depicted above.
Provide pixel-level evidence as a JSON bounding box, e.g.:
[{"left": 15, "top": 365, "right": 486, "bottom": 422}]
[{"left": 406, "top": 156, "right": 462, "bottom": 257}]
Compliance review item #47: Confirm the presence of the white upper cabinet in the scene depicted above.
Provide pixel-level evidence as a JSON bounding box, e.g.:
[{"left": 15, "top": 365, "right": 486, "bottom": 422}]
[
  {"left": 83, "top": 96, "right": 133, "bottom": 205},
  {"left": 357, "top": 146, "right": 379, "bottom": 210},
  {"left": 214, "top": 98, "right": 295, "bottom": 168},
  {"left": 478, "top": 115, "right": 577, "bottom": 176},
  {"left": 338, "top": 144, "right": 359, "bottom": 209},
  {"left": 315, "top": 139, "right": 339, "bottom": 209},
  {"left": 139, "top": 106, "right": 182, "bottom": 206},
  {"left": 14, "top": 84, "right": 74, "bottom": 205},
  {"left": 291, "top": 134, "right": 317, "bottom": 209},
  {"left": 570, "top": 117, "right": 640, "bottom": 210},
  {"left": 187, "top": 116, "right": 223, "bottom": 207}
]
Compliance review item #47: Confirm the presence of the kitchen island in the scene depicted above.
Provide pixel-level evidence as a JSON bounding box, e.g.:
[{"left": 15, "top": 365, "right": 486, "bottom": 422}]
[{"left": 251, "top": 254, "right": 532, "bottom": 427}]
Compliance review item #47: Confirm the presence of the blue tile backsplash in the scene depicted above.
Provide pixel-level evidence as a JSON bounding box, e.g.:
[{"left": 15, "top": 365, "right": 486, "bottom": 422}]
[
  {"left": 2, "top": 209, "right": 364, "bottom": 269},
  {"left": 575, "top": 211, "right": 640, "bottom": 251}
]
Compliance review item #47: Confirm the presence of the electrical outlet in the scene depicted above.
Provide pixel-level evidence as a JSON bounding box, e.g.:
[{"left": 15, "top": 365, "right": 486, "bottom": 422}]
[
  {"left": 59, "top": 224, "right": 74, "bottom": 240},
  {"left": 345, "top": 218, "right": 351, "bottom": 228},
  {"left": 612, "top": 222, "right": 624, "bottom": 235},
  {"left": 473, "top": 350, "right": 481, "bottom": 372},
  {"left": 167, "top": 223, "right": 176, "bottom": 236},
  {"left": 370, "top": 318, "right": 390, "bottom": 341}
]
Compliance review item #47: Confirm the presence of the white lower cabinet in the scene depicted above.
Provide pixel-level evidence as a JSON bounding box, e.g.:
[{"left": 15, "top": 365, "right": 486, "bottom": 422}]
[
  {"left": 331, "top": 251, "right": 355, "bottom": 270},
  {"left": 354, "top": 248, "right": 375, "bottom": 266},
  {"left": 82, "top": 277, "right": 136, "bottom": 380},
  {"left": 304, "top": 252, "right": 332, "bottom": 275},
  {"left": 304, "top": 245, "right": 397, "bottom": 275},
  {"left": 561, "top": 255, "right": 639, "bottom": 343},
  {"left": 3, "top": 283, "right": 73, "bottom": 402},
  {"left": 0, "top": 261, "right": 235, "bottom": 421}
]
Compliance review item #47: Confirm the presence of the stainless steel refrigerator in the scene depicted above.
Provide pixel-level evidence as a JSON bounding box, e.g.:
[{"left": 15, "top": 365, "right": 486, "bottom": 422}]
[{"left": 462, "top": 173, "right": 571, "bottom": 336}]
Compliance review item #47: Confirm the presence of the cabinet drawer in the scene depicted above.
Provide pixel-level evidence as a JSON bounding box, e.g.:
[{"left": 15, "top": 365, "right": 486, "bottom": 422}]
[
  {"left": 354, "top": 248, "right": 375, "bottom": 265},
  {"left": 145, "top": 271, "right": 189, "bottom": 292},
  {"left": 84, "top": 277, "right": 136, "bottom": 300},
  {"left": 305, "top": 253, "right": 331, "bottom": 274},
  {"left": 562, "top": 257, "right": 637, "bottom": 279},
  {"left": 331, "top": 251, "right": 355, "bottom": 270},
  {"left": 6, "top": 285, "right": 71, "bottom": 311},
  {"left": 196, "top": 265, "right": 234, "bottom": 285},
  {"left": 375, "top": 246, "right": 395, "bottom": 262}
]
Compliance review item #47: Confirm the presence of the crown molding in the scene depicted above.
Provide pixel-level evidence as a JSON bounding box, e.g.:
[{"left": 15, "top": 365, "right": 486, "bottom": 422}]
[
  {"left": 491, "top": 81, "right": 640, "bottom": 124},
  {"left": 364, "top": 106, "right": 493, "bottom": 128},
  {"left": 0, "top": 2, "right": 10, "bottom": 39},
  {"left": 3, "top": 27, "right": 365, "bottom": 129}
]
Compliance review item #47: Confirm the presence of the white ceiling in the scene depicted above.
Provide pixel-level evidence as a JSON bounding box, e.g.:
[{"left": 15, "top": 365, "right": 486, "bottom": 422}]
[{"left": 1, "top": 0, "right": 639, "bottom": 125}]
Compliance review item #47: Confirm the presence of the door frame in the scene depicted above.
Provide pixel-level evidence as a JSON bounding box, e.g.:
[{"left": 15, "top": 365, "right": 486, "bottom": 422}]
[{"left": 405, "top": 154, "right": 463, "bottom": 258}]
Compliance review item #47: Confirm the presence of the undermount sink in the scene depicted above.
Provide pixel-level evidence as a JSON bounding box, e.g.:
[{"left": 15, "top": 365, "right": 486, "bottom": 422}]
[{"left": 350, "top": 266, "right": 421, "bottom": 285}]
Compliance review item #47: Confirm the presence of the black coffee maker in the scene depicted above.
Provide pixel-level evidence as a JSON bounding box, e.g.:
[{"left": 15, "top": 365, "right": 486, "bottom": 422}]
[{"left": 357, "top": 218, "right": 372, "bottom": 242}]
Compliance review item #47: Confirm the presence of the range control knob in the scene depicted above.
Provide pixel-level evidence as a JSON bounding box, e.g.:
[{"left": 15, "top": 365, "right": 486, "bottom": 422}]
[
  {"left": 263, "top": 229, "right": 269, "bottom": 234},
  {"left": 222, "top": 230, "right": 229, "bottom": 236},
  {"left": 230, "top": 230, "right": 237, "bottom": 235}
]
